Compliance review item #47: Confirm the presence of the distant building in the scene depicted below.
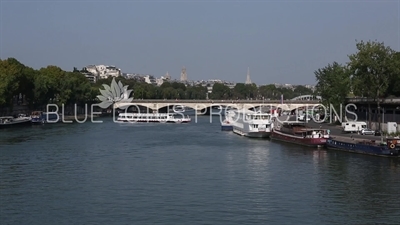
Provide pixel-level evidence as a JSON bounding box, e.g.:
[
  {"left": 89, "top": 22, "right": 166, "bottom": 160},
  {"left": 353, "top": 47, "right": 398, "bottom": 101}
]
[
  {"left": 84, "top": 65, "right": 121, "bottom": 79},
  {"left": 180, "top": 67, "right": 187, "bottom": 81},
  {"left": 272, "top": 83, "right": 316, "bottom": 92},
  {"left": 304, "top": 84, "right": 316, "bottom": 92},
  {"left": 245, "top": 67, "right": 252, "bottom": 84},
  {"left": 273, "top": 83, "right": 295, "bottom": 90},
  {"left": 123, "top": 73, "right": 145, "bottom": 82},
  {"left": 143, "top": 75, "right": 157, "bottom": 85},
  {"left": 164, "top": 71, "right": 171, "bottom": 80},
  {"left": 74, "top": 67, "right": 99, "bottom": 83},
  {"left": 82, "top": 72, "right": 98, "bottom": 83}
]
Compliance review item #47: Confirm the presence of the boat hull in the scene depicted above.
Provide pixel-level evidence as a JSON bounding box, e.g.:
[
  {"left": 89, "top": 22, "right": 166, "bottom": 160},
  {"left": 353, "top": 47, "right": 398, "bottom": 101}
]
[
  {"left": 271, "top": 130, "right": 327, "bottom": 148},
  {"left": 232, "top": 127, "right": 271, "bottom": 138},
  {"left": 221, "top": 125, "right": 233, "bottom": 131},
  {"left": 116, "top": 119, "right": 191, "bottom": 123},
  {"left": 326, "top": 139, "right": 400, "bottom": 157},
  {"left": 0, "top": 119, "right": 31, "bottom": 128},
  {"left": 31, "top": 113, "right": 60, "bottom": 124},
  {"left": 221, "top": 121, "right": 233, "bottom": 131}
]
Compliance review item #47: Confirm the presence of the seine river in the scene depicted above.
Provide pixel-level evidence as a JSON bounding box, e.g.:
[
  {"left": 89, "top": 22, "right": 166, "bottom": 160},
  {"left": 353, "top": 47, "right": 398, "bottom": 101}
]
[{"left": 1, "top": 116, "right": 400, "bottom": 225}]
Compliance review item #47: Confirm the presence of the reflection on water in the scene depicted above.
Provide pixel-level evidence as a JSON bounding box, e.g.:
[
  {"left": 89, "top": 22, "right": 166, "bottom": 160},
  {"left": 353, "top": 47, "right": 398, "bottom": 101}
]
[
  {"left": 1, "top": 117, "right": 400, "bottom": 225},
  {"left": 247, "top": 145, "right": 269, "bottom": 164},
  {"left": 317, "top": 152, "right": 400, "bottom": 224},
  {"left": 0, "top": 136, "right": 30, "bottom": 145}
]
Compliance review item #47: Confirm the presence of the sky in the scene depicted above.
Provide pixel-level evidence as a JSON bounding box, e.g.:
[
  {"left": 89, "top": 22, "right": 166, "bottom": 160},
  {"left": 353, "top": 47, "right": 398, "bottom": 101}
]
[{"left": 0, "top": 0, "right": 398, "bottom": 85}]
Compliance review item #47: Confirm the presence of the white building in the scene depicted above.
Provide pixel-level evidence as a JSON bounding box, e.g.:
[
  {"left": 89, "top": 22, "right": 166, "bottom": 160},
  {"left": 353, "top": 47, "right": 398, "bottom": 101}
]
[
  {"left": 84, "top": 65, "right": 121, "bottom": 79},
  {"left": 82, "top": 72, "right": 98, "bottom": 83},
  {"left": 143, "top": 75, "right": 157, "bottom": 85}
]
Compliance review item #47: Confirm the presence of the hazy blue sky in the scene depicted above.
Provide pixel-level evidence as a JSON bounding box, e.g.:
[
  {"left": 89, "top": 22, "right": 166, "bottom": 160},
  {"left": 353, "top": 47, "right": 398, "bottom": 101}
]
[{"left": 0, "top": 0, "right": 398, "bottom": 85}]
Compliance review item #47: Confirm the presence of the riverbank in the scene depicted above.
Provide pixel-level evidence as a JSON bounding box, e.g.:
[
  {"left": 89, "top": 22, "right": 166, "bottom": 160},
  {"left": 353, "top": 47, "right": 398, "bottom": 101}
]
[{"left": 306, "top": 121, "right": 394, "bottom": 142}]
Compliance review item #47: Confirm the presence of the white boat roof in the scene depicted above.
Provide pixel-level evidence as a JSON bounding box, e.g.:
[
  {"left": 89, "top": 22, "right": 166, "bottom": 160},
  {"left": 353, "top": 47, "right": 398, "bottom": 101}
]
[
  {"left": 281, "top": 121, "right": 306, "bottom": 125},
  {"left": 119, "top": 113, "right": 178, "bottom": 116}
]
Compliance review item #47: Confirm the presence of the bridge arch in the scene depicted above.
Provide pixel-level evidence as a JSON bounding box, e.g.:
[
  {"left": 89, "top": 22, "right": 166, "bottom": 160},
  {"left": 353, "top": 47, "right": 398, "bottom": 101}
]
[
  {"left": 291, "top": 95, "right": 321, "bottom": 101},
  {"left": 113, "top": 101, "right": 321, "bottom": 114}
]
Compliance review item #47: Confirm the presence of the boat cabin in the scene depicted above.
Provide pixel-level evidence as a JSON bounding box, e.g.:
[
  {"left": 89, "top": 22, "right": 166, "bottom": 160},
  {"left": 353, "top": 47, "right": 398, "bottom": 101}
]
[
  {"left": 296, "top": 128, "right": 329, "bottom": 138},
  {"left": 245, "top": 114, "right": 271, "bottom": 120},
  {"left": 119, "top": 113, "right": 179, "bottom": 120},
  {"left": 117, "top": 112, "right": 191, "bottom": 123},
  {"left": 236, "top": 110, "right": 271, "bottom": 121},
  {"left": 277, "top": 121, "right": 306, "bottom": 131},
  {"left": 279, "top": 121, "right": 329, "bottom": 138},
  {"left": 31, "top": 111, "right": 43, "bottom": 118}
]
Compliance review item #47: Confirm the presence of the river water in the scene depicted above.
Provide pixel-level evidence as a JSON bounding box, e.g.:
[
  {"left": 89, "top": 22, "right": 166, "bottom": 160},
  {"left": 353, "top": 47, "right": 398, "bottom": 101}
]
[{"left": 1, "top": 116, "right": 400, "bottom": 225}]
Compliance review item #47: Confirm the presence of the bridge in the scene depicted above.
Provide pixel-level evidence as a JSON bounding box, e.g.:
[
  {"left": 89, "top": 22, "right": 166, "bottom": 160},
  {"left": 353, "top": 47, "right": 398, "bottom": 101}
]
[
  {"left": 113, "top": 99, "right": 322, "bottom": 113},
  {"left": 291, "top": 95, "right": 322, "bottom": 101}
]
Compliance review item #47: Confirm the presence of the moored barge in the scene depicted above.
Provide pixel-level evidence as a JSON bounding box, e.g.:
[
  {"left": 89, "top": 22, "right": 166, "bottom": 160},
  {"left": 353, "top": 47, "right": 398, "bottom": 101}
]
[
  {"left": 326, "top": 136, "right": 400, "bottom": 157},
  {"left": 271, "top": 120, "right": 329, "bottom": 148}
]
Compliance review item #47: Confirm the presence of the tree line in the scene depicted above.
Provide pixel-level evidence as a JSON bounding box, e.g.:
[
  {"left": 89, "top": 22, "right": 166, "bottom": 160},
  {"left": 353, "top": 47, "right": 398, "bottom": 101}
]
[
  {"left": 315, "top": 40, "right": 400, "bottom": 127},
  {"left": 0, "top": 58, "right": 316, "bottom": 112}
]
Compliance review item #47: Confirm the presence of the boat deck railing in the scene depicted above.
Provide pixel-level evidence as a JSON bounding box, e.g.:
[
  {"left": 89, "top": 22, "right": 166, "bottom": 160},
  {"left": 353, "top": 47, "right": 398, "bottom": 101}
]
[{"left": 330, "top": 136, "right": 386, "bottom": 145}]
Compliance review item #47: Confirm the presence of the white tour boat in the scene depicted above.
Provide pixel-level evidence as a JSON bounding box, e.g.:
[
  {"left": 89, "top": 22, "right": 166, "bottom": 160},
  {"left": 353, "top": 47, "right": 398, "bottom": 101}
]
[
  {"left": 230, "top": 109, "right": 272, "bottom": 138},
  {"left": 117, "top": 113, "right": 191, "bottom": 123}
]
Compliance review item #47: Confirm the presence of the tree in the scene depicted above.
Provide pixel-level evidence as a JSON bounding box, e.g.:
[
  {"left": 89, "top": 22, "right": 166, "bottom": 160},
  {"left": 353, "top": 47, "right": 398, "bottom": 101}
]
[
  {"left": 348, "top": 40, "right": 398, "bottom": 129},
  {"left": 275, "top": 87, "right": 295, "bottom": 100},
  {"left": 61, "top": 71, "right": 92, "bottom": 106},
  {"left": 232, "top": 83, "right": 247, "bottom": 99},
  {"left": 258, "top": 84, "right": 277, "bottom": 99},
  {"left": 293, "top": 85, "right": 314, "bottom": 97},
  {"left": 18, "top": 66, "right": 36, "bottom": 107},
  {"left": 315, "top": 62, "right": 351, "bottom": 116},
  {"left": 245, "top": 83, "right": 258, "bottom": 99},
  {"left": 210, "top": 83, "right": 230, "bottom": 99},
  {"left": 34, "top": 66, "right": 64, "bottom": 106},
  {"left": 186, "top": 85, "right": 207, "bottom": 99},
  {"left": 0, "top": 58, "right": 28, "bottom": 108},
  {"left": 385, "top": 52, "right": 400, "bottom": 97}
]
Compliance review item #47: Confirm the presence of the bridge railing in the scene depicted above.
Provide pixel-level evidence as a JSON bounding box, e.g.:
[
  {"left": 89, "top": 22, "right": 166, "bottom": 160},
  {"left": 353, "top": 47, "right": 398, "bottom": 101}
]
[
  {"left": 129, "top": 99, "right": 321, "bottom": 104},
  {"left": 346, "top": 98, "right": 400, "bottom": 104}
]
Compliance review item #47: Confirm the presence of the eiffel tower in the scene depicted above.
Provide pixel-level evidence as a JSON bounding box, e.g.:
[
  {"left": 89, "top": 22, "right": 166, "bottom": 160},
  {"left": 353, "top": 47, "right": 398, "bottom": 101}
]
[{"left": 245, "top": 67, "right": 252, "bottom": 84}]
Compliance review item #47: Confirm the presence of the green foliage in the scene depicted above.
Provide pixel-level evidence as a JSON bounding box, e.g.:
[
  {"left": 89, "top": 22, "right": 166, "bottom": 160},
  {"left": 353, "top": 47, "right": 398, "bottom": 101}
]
[
  {"left": 315, "top": 40, "right": 400, "bottom": 127},
  {"left": 0, "top": 58, "right": 21, "bottom": 106},
  {"left": 385, "top": 52, "right": 400, "bottom": 97},
  {"left": 230, "top": 83, "right": 258, "bottom": 99},
  {"left": 0, "top": 58, "right": 321, "bottom": 110},
  {"left": 210, "top": 83, "right": 231, "bottom": 99},
  {"left": 0, "top": 58, "right": 92, "bottom": 109},
  {"left": 315, "top": 62, "right": 350, "bottom": 108},
  {"left": 315, "top": 40, "right": 400, "bottom": 105},
  {"left": 348, "top": 40, "right": 398, "bottom": 99}
]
